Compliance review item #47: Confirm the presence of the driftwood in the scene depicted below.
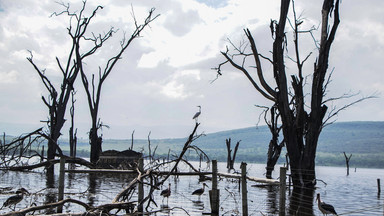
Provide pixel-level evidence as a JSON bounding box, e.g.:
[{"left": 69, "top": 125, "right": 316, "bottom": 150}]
[
  {"left": 1, "top": 198, "right": 135, "bottom": 216},
  {"left": 2, "top": 123, "right": 207, "bottom": 215},
  {"left": 112, "top": 122, "right": 207, "bottom": 212},
  {"left": 0, "top": 156, "right": 95, "bottom": 171}
]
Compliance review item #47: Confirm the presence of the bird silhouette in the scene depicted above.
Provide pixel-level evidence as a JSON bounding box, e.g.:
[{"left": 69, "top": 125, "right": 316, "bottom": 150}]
[
  {"left": 1, "top": 188, "right": 29, "bottom": 211},
  {"left": 192, "top": 183, "right": 208, "bottom": 200},
  {"left": 192, "top": 106, "right": 201, "bottom": 123},
  {"left": 316, "top": 193, "right": 338, "bottom": 215},
  {"left": 160, "top": 183, "right": 171, "bottom": 204}
]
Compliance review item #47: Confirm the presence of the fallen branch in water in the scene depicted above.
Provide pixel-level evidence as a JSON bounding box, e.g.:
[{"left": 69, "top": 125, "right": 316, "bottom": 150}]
[
  {"left": 0, "top": 156, "right": 95, "bottom": 171},
  {"left": 1, "top": 198, "right": 135, "bottom": 216}
]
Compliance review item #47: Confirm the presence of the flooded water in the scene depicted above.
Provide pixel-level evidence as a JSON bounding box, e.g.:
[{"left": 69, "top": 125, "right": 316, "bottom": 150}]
[{"left": 1, "top": 161, "right": 383, "bottom": 215}]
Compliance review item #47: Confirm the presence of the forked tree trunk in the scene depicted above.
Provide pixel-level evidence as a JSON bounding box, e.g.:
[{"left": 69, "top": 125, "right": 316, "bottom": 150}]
[{"left": 218, "top": 0, "right": 340, "bottom": 188}]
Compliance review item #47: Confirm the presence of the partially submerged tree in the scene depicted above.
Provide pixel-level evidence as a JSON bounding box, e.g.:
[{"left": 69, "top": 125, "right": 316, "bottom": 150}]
[
  {"left": 28, "top": 1, "right": 159, "bottom": 165},
  {"left": 215, "top": 0, "right": 341, "bottom": 187},
  {"left": 26, "top": 1, "right": 104, "bottom": 172},
  {"left": 225, "top": 138, "right": 240, "bottom": 170},
  {"left": 77, "top": 7, "right": 159, "bottom": 163},
  {"left": 343, "top": 151, "right": 352, "bottom": 176},
  {"left": 259, "top": 105, "right": 284, "bottom": 179}
]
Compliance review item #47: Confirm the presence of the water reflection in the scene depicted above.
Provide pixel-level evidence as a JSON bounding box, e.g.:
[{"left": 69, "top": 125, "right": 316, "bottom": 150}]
[
  {"left": 88, "top": 173, "right": 97, "bottom": 207},
  {"left": 44, "top": 175, "right": 57, "bottom": 214},
  {"left": 2, "top": 163, "right": 384, "bottom": 215},
  {"left": 192, "top": 200, "right": 204, "bottom": 210},
  {"left": 266, "top": 185, "right": 278, "bottom": 215}
]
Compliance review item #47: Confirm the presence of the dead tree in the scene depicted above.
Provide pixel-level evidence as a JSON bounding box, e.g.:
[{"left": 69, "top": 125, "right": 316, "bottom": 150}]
[
  {"left": 69, "top": 91, "right": 77, "bottom": 157},
  {"left": 113, "top": 122, "right": 208, "bottom": 213},
  {"left": 77, "top": 6, "right": 159, "bottom": 163},
  {"left": 225, "top": 138, "right": 240, "bottom": 170},
  {"left": 343, "top": 152, "right": 352, "bottom": 176},
  {"left": 215, "top": 0, "right": 341, "bottom": 188},
  {"left": 0, "top": 128, "right": 44, "bottom": 168},
  {"left": 261, "top": 105, "right": 284, "bottom": 179},
  {"left": 27, "top": 1, "right": 108, "bottom": 172}
]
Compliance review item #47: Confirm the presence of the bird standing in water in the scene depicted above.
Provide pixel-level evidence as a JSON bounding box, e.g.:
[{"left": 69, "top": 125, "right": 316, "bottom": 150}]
[
  {"left": 1, "top": 188, "right": 29, "bottom": 211},
  {"left": 192, "top": 106, "right": 201, "bottom": 123},
  {"left": 192, "top": 183, "right": 208, "bottom": 200},
  {"left": 316, "top": 193, "right": 338, "bottom": 215},
  {"left": 160, "top": 183, "right": 171, "bottom": 204}
]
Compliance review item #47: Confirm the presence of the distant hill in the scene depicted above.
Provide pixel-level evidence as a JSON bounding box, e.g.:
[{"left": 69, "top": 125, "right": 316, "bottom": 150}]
[
  {"left": 95, "top": 121, "right": 384, "bottom": 168},
  {"left": 3, "top": 121, "right": 384, "bottom": 168}
]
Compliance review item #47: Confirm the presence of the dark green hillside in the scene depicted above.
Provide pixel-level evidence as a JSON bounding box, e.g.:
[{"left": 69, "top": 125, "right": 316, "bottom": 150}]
[
  {"left": 98, "top": 121, "right": 384, "bottom": 168},
  {"left": 317, "top": 121, "right": 384, "bottom": 153},
  {"left": 3, "top": 121, "right": 383, "bottom": 168}
]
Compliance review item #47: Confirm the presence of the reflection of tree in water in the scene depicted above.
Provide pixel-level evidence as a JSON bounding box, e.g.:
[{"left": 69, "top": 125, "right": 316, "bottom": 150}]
[
  {"left": 289, "top": 187, "right": 314, "bottom": 216},
  {"left": 266, "top": 185, "right": 278, "bottom": 215},
  {"left": 44, "top": 175, "right": 56, "bottom": 214},
  {"left": 88, "top": 173, "right": 97, "bottom": 207}
]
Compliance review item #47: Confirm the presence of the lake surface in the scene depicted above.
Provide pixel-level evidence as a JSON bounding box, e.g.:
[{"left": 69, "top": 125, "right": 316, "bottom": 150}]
[{"left": 1, "top": 161, "right": 383, "bottom": 215}]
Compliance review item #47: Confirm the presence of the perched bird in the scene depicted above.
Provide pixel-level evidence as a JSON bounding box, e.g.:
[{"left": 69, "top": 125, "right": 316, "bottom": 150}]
[
  {"left": 192, "top": 183, "right": 208, "bottom": 200},
  {"left": 1, "top": 188, "right": 29, "bottom": 210},
  {"left": 192, "top": 106, "right": 201, "bottom": 123},
  {"left": 316, "top": 193, "right": 338, "bottom": 215},
  {"left": 160, "top": 183, "right": 171, "bottom": 204}
]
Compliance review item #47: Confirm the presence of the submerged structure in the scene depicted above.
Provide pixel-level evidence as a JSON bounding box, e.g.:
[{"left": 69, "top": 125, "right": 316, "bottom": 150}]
[{"left": 97, "top": 149, "right": 142, "bottom": 170}]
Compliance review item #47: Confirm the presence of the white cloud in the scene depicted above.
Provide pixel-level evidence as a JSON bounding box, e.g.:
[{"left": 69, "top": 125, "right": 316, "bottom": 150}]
[
  {"left": 0, "top": 70, "right": 18, "bottom": 84},
  {"left": 0, "top": 0, "right": 383, "bottom": 139}
]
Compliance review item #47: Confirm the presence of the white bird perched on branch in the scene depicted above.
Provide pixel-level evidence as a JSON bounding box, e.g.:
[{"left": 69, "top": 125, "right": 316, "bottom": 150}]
[
  {"left": 192, "top": 106, "right": 201, "bottom": 123},
  {"left": 316, "top": 193, "right": 338, "bottom": 215}
]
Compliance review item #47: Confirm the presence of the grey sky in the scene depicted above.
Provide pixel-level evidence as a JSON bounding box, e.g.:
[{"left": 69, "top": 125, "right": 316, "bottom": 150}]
[{"left": 0, "top": 0, "right": 383, "bottom": 139}]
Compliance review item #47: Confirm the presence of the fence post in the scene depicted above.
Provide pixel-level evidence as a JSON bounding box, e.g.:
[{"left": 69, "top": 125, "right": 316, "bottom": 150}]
[
  {"left": 241, "top": 162, "right": 248, "bottom": 216},
  {"left": 138, "top": 158, "right": 144, "bottom": 214},
  {"left": 57, "top": 157, "right": 65, "bottom": 213},
  {"left": 209, "top": 160, "right": 220, "bottom": 215},
  {"left": 279, "top": 167, "right": 287, "bottom": 216}
]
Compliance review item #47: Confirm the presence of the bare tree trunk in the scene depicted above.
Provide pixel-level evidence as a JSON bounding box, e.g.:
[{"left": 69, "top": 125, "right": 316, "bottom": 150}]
[
  {"left": 216, "top": 0, "right": 340, "bottom": 188},
  {"left": 226, "top": 138, "right": 240, "bottom": 170},
  {"left": 27, "top": 2, "right": 109, "bottom": 169},
  {"left": 343, "top": 152, "right": 352, "bottom": 176},
  {"left": 263, "top": 105, "right": 284, "bottom": 179},
  {"left": 226, "top": 138, "right": 232, "bottom": 169},
  {"left": 77, "top": 7, "right": 159, "bottom": 164}
]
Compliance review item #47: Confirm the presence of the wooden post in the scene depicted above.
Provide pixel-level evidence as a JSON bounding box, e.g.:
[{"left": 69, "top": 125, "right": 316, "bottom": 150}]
[
  {"left": 57, "top": 157, "right": 65, "bottom": 213},
  {"left": 279, "top": 167, "right": 287, "bottom": 216},
  {"left": 241, "top": 162, "right": 248, "bottom": 216},
  {"left": 209, "top": 160, "right": 219, "bottom": 215},
  {"left": 138, "top": 158, "right": 144, "bottom": 214},
  {"left": 378, "top": 178, "right": 381, "bottom": 195}
]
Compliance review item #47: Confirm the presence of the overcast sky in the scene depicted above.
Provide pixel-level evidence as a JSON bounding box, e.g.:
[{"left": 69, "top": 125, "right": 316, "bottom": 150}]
[{"left": 0, "top": 0, "right": 383, "bottom": 139}]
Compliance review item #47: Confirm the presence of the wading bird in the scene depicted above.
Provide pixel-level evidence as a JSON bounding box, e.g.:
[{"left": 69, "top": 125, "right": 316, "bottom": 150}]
[
  {"left": 1, "top": 188, "right": 29, "bottom": 211},
  {"left": 192, "top": 183, "right": 208, "bottom": 200},
  {"left": 316, "top": 193, "right": 338, "bottom": 215},
  {"left": 192, "top": 106, "right": 201, "bottom": 123},
  {"left": 160, "top": 183, "right": 171, "bottom": 204}
]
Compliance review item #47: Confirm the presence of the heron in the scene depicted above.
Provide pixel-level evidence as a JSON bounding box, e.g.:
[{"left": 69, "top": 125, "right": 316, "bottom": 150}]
[
  {"left": 160, "top": 183, "right": 171, "bottom": 204},
  {"left": 316, "top": 193, "right": 338, "bottom": 215},
  {"left": 192, "top": 183, "right": 208, "bottom": 200},
  {"left": 192, "top": 106, "right": 201, "bottom": 123},
  {"left": 1, "top": 188, "right": 29, "bottom": 211}
]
